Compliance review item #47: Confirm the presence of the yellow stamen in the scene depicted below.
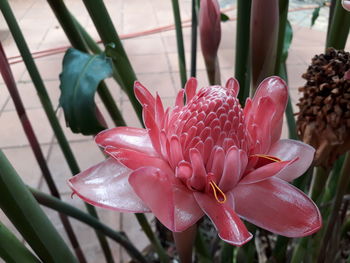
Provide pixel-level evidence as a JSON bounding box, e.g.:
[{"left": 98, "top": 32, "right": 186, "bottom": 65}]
[
  {"left": 209, "top": 181, "right": 227, "bottom": 204},
  {"left": 251, "top": 154, "right": 281, "bottom": 163}
]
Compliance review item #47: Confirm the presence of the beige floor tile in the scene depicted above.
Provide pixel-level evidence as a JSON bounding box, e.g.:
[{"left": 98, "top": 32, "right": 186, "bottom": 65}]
[
  {"left": 21, "top": 55, "right": 64, "bottom": 81},
  {"left": 136, "top": 72, "right": 177, "bottom": 97},
  {"left": 4, "top": 81, "right": 61, "bottom": 111},
  {"left": 0, "top": 84, "right": 10, "bottom": 112},
  {"left": 2, "top": 145, "right": 49, "bottom": 188},
  {"left": 130, "top": 53, "right": 169, "bottom": 74},
  {"left": 0, "top": 62, "right": 26, "bottom": 84},
  {"left": 287, "top": 64, "right": 308, "bottom": 89},
  {"left": 0, "top": 108, "right": 53, "bottom": 147},
  {"left": 123, "top": 35, "right": 165, "bottom": 55}
]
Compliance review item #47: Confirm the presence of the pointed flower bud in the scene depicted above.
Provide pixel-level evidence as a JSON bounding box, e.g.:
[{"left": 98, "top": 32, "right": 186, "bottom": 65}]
[
  {"left": 297, "top": 48, "right": 350, "bottom": 168},
  {"left": 199, "top": 0, "right": 221, "bottom": 84}
]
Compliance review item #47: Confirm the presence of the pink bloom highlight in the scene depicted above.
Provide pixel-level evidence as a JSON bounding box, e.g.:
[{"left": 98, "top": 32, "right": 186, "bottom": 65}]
[
  {"left": 69, "top": 77, "right": 322, "bottom": 246},
  {"left": 342, "top": 0, "right": 350, "bottom": 11}
]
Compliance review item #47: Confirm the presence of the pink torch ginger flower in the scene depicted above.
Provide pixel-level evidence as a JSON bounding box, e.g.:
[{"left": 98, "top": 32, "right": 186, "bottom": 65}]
[
  {"left": 342, "top": 0, "right": 350, "bottom": 11},
  {"left": 69, "top": 77, "right": 322, "bottom": 246}
]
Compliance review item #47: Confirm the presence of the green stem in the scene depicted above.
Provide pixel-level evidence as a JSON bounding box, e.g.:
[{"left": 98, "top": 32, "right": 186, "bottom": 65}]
[
  {"left": 309, "top": 166, "right": 330, "bottom": 202},
  {"left": 290, "top": 237, "right": 308, "bottom": 263},
  {"left": 235, "top": 0, "right": 252, "bottom": 105},
  {"left": 30, "top": 187, "right": 147, "bottom": 263},
  {"left": 274, "top": 0, "right": 289, "bottom": 75},
  {"left": 317, "top": 153, "right": 350, "bottom": 263},
  {"left": 195, "top": 229, "right": 211, "bottom": 262},
  {"left": 134, "top": 214, "right": 170, "bottom": 263},
  {"left": 81, "top": 0, "right": 143, "bottom": 123},
  {"left": 0, "top": 42, "right": 86, "bottom": 263},
  {"left": 190, "top": 0, "right": 198, "bottom": 77},
  {"left": 0, "top": 1, "right": 114, "bottom": 261},
  {"left": 0, "top": 221, "right": 41, "bottom": 263},
  {"left": 326, "top": 0, "right": 350, "bottom": 49},
  {"left": 0, "top": 150, "right": 77, "bottom": 263},
  {"left": 171, "top": 0, "right": 187, "bottom": 87}
]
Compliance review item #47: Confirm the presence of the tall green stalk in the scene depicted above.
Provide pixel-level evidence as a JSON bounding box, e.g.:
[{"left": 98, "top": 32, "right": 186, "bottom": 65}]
[
  {"left": 0, "top": 221, "right": 41, "bottom": 263},
  {"left": 317, "top": 153, "right": 350, "bottom": 263},
  {"left": 81, "top": 0, "right": 142, "bottom": 123},
  {"left": 0, "top": 1, "right": 113, "bottom": 261},
  {"left": 30, "top": 187, "right": 147, "bottom": 263},
  {"left": 190, "top": 0, "right": 198, "bottom": 77},
  {"left": 0, "top": 42, "right": 86, "bottom": 263},
  {"left": 326, "top": 0, "right": 350, "bottom": 49},
  {"left": 171, "top": 0, "right": 187, "bottom": 87},
  {"left": 0, "top": 150, "right": 77, "bottom": 263},
  {"left": 235, "top": 0, "right": 252, "bottom": 105}
]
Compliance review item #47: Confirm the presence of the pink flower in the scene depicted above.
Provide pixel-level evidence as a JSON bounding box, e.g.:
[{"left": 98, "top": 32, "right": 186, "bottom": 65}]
[
  {"left": 68, "top": 77, "right": 322, "bottom": 246},
  {"left": 342, "top": 0, "right": 350, "bottom": 11}
]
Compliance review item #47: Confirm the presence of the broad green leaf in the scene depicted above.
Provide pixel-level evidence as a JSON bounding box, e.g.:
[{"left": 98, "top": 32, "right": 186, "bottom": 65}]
[
  {"left": 59, "top": 48, "right": 113, "bottom": 135},
  {"left": 0, "top": 221, "right": 41, "bottom": 263},
  {"left": 220, "top": 13, "right": 229, "bottom": 22},
  {"left": 311, "top": 7, "right": 321, "bottom": 27},
  {"left": 0, "top": 150, "right": 77, "bottom": 263}
]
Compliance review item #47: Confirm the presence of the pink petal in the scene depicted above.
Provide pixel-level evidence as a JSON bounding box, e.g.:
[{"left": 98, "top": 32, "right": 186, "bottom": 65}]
[
  {"left": 233, "top": 178, "right": 322, "bottom": 237},
  {"left": 189, "top": 148, "right": 207, "bottom": 191},
  {"left": 129, "top": 167, "right": 203, "bottom": 232},
  {"left": 105, "top": 147, "right": 173, "bottom": 175},
  {"left": 219, "top": 146, "right": 247, "bottom": 192},
  {"left": 68, "top": 158, "right": 150, "bottom": 213},
  {"left": 95, "top": 127, "right": 158, "bottom": 157},
  {"left": 225, "top": 78, "right": 239, "bottom": 96},
  {"left": 248, "top": 76, "right": 288, "bottom": 143},
  {"left": 185, "top": 77, "right": 197, "bottom": 103},
  {"left": 194, "top": 192, "right": 252, "bottom": 246},
  {"left": 342, "top": 0, "right": 350, "bottom": 11},
  {"left": 239, "top": 158, "right": 297, "bottom": 185},
  {"left": 268, "top": 139, "right": 315, "bottom": 181},
  {"left": 143, "top": 106, "right": 162, "bottom": 155},
  {"left": 134, "top": 81, "right": 155, "bottom": 112}
]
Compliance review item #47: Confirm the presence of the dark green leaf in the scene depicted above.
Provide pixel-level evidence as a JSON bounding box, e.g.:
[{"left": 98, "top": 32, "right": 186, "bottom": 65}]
[
  {"left": 59, "top": 48, "right": 112, "bottom": 135},
  {"left": 220, "top": 13, "right": 229, "bottom": 22},
  {"left": 0, "top": 150, "right": 77, "bottom": 263},
  {"left": 0, "top": 222, "right": 41, "bottom": 263},
  {"left": 281, "top": 20, "right": 293, "bottom": 63},
  {"left": 311, "top": 7, "right": 321, "bottom": 27}
]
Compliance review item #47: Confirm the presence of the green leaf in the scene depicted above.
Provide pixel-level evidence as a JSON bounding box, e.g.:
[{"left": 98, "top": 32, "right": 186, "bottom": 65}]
[
  {"left": 220, "top": 13, "right": 229, "bottom": 22},
  {"left": 0, "top": 150, "right": 77, "bottom": 263},
  {"left": 59, "top": 48, "right": 113, "bottom": 135},
  {"left": 311, "top": 6, "right": 321, "bottom": 27},
  {"left": 0, "top": 221, "right": 41, "bottom": 263},
  {"left": 281, "top": 20, "right": 293, "bottom": 63}
]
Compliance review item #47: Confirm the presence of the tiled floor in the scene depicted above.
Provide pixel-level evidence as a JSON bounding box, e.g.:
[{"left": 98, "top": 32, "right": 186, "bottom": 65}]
[{"left": 0, "top": 0, "right": 349, "bottom": 262}]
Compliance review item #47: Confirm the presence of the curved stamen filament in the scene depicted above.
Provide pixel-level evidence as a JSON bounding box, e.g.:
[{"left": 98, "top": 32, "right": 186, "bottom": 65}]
[
  {"left": 251, "top": 154, "right": 281, "bottom": 162},
  {"left": 209, "top": 181, "right": 227, "bottom": 204}
]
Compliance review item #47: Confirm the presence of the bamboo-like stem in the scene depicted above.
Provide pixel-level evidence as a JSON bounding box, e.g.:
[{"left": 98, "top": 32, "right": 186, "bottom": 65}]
[
  {"left": 204, "top": 57, "right": 221, "bottom": 85},
  {"left": 326, "top": 0, "right": 350, "bottom": 49},
  {"left": 317, "top": 153, "right": 350, "bottom": 263},
  {"left": 0, "top": 1, "right": 113, "bottom": 261},
  {"left": 0, "top": 150, "right": 78, "bottom": 263},
  {"left": 309, "top": 167, "right": 330, "bottom": 202},
  {"left": 171, "top": 0, "right": 187, "bottom": 87},
  {"left": 190, "top": 0, "right": 198, "bottom": 77},
  {"left": 0, "top": 43, "right": 86, "bottom": 263},
  {"left": 134, "top": 214, "right": 170, "bottom": 263},
  {"left": 0, "top": 221, "right": 41, "bottom": 263},
  {"left": 235, "top": 0, "right": 252, "bottom": 106},
  {"left": 173, "top": 225, "right": 197, "bottom": 263},
  {"left": 29, "top": 187, "right": 147, "bottom": 263},
  {"left": 81, "top": 0, "right": 143, "bottom": 123}
]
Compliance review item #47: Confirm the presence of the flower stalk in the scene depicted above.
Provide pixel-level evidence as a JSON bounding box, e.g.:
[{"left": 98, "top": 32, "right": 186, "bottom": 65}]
[
  {"left": 171, "top": 0, "right": 187, "bottom": 87},
  {"left": 173, "top": 225, "right": 197, "bottom": 263}
]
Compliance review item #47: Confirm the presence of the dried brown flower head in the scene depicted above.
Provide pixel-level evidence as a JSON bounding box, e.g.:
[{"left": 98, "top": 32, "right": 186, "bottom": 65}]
[{"left": 297, "top": 48, "right": 350, "bottom": 168}]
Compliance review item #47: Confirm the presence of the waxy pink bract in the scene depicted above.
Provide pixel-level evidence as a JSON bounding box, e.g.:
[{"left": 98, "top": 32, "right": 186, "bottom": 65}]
[{"left": 69, "top": 77, "right": 321, "bottom": 246}]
